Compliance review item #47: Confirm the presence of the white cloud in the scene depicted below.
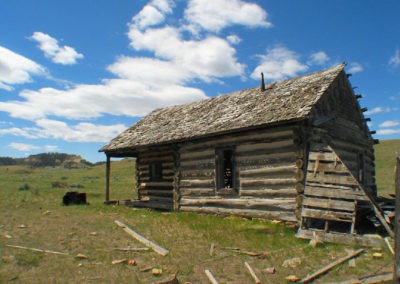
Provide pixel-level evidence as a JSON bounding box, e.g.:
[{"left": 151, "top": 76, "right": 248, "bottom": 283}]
[
  {"left": 107, "top": 56, "right": 189, "bottom": 85},
  {"left": 0, "top": 46, "right": 45, "bottom": 91},
  {"left": 128, "top": 26, "right": 245, "bottom": 81},
  {"left": 31, "top": 32, "right": 84, "bottom": 65},
  {"left": 226, "top": 34, "right": 242, "bottom": 45},
  {"left": 184, "top": 0, "right": 271, "bottom": 33},
  {"left": 0, "top": 78, "right": 206, "bottom": 121},
  {"left": 132, "top": 2, "right": 170, "bottom": 29},
  {"left": 33, "top": 119, "right": 128, "bottom": 142},
  {"left": 364, "top": 106, "right": 395, "bottom": 115},
  {"left": 308, "top": 51, "right": 330, "bottom": 65},
  {"left": 347, "top": 62, "right": 363, "bottom": 74},
  {"left": 377, "top": 129, "right": 400, "bottom": 135},
  {"left": 9, "top": 142, "right": 40, "bottom": 152},
  {"left": 389, "top": 48, "right": 400, "bottom": 67},
  {"left": 251, "top": 46, "right": 308, "bottom": 81},
  {"left": 379, "top": 120, "right": 400, "bottom": 128},
  {"left": 2, "top": 119, "right": 129, "bottom": 143}
]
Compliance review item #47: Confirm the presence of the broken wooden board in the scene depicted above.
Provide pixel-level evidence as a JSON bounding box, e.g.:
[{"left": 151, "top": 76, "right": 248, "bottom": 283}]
[
  {"left": 6, "top": 244, "right": 69, "bottom": 256},
  {"left": 301, "top": 249, "right": 364, "bottom": 283},
  {"left": 296, "top": 229, "right": 383, "bottom": 247},
  {"left": 114, "top": 220, "right": 169, "bottom": 256}
]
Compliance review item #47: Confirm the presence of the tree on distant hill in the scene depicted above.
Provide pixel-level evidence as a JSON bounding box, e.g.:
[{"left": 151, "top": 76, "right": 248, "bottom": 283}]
[{"left": 0, "top": 157, "right": 17, "bottom": 166}]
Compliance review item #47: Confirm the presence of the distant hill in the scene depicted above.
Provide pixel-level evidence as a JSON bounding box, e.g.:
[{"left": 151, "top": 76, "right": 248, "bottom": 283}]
[{"left": 0, "top": 153, "right": 93, "bottom": 168}]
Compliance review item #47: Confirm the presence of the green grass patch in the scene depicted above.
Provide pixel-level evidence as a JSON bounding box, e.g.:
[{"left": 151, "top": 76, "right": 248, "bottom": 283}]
[
  {"left": 0, "top": 152, "right": 395, "bottom": 283},
  {"left": 374, "top": 139, "right": 400, "bottom": 197}
]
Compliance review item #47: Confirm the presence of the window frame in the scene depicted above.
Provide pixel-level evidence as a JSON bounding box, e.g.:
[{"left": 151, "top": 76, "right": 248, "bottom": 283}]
[
  {"left": 149, "top": 162, "right": 162, "bottom": 181},
  {"left": 215, "top": 147, "right": 237, "bottom": 191}
]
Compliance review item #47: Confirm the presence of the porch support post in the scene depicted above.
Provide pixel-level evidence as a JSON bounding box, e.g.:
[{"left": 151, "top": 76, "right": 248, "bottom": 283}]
[{"left": 105, "top": 154, "right": 111, "bottom": 204}]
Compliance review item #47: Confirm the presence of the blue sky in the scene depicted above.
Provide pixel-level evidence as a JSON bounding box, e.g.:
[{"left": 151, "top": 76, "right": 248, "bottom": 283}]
[{"left": 1, "top": 0, "right": 399, "bottom": 163}]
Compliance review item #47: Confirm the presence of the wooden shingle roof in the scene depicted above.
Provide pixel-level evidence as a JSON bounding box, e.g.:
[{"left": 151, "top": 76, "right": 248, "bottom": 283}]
[{"left": 100, "top": 63, "right": 346, "bottom": 153}]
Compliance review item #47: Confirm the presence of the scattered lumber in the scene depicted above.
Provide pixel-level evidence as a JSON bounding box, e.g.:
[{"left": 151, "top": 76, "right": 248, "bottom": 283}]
[
  {"left": 384, "top": 237, "right": 394, "bottom": 255},
  {"left": 221, "top": 247, "right": 264, "bottom": 257},
  {"left": 205, "top": 269, "right": 219, "bottom": 284},
  {"left": 209, "top": 242, "right": 215, "bottom": 256},
  {"left": 111, "top": 259, "right": 127, "bottom": 265},
  {"left": 6, "top": 244, "right": 69, "bottom": 256},
  {"left": 114, "top": 247, "right": 149, "bottom": 252},
  {"left": 114, "top": 220, "right": 169, "bottom": 256},
  {"left": 300, "top": 249, "right": 364, "bottom": 283},
  {"left": 244, "top": 261, "right": 261, "bottom": 284},
  {"left": 140, "top": 266, "right": 153, "bottom": 272},
  {"left": 360, "top": 272, "right": 393, "bottom": 283}
]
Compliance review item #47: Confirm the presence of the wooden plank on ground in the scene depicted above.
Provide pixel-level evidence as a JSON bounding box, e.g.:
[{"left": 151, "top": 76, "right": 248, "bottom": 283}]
[
  {"left": 205, "top": 269, "right": 219, "bottom": 284},
  {"left": 6, "top": 244, "right": 69, "bottom": 255},
  {"left": 244, "top": 261, "right": 261, "bottom": 284},
  {"left": 300, "top": 249, "right": 364, "bottom": 283},
  {"left": 114, "top": 220, "right": 169, "bottom": 256}
]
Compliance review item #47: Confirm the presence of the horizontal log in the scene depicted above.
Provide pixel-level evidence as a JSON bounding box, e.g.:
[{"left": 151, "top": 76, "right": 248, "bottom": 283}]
[
  {"left": 179, "top": 149, "right": 215, "bottom": 161},
  {"left": 301, "top": 208, "right": 354, "bottom": 222},
  {"left": 180, "top": 169, "right": 215, "bottom": 178},
  {"left": 139, "top": 177, "right": 174, "bottom": 183},
  {"left": 180, "top": 179, "right": 215, "bottom": 187},
  {"left": 180, "top": 158, "right": 215, "bottom": 168},
  {"left": 306, "top": 182, "right": 354, "bottom": 191},
  {"left": 138, "top": 162, "right": 174, "bottom": 170},
  {"left": 236, "top": 145, "right": 299, "bottom": 159},
  {"left": 236, "top": 139, "right": 294, "bottom": 153},
  {"left": 179, "top": 206, "right": 297, "bottom": 222},
  {"left": 236, "top": 151, "right": 297, "bottom": 164},
  {"left": 179, "top": 197, "right": 296, "bottom": 210},
  {"left": 302, "top": 197, "right": 356, "bottom": 212},
  {"left": 139, "top": 190, "right": 173, "bottom": 197},
  {"left": 139, "top": 182, "right": 173, "bottom": 187},
  {"left": 308, "top": 152, "right": 337, "bottom": 162},
  {"left": 306, "top": 172, "right": 358, "bottom": 186},
  {"left": 307, "top": 161, "right": 349, "bottom": 174},
  {"left": 240, "top": 165, "right": 296, "bottom": 177},
  {"left": 180, "top": 188, "right": 215, "bottom": 196},
  {"left": 330, "top": 138, "right": 372, "bottom": 155},
  {"left": 179, "top": 129, "right": 295, "bottom": 152},
  {"left": 141, "top": 196, "right": 172, "bottom": 203},
  {"left": 240, "top": 188, "right": 297, "bottom": 198},
  {"left": 241, "top": 178, "right": 297, "bottom": 187},
  {"left": 304, "top": 186, "right": 368, "bottom": 201},
  {"left": 139, "top": 155, "right": 174, "bottom": 163}
]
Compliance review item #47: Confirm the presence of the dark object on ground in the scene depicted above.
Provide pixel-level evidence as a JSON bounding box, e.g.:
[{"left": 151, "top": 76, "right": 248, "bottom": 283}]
[
  {"left": 63, "top": 191, "right": 88, "bottom": 205},
  {"left": 18, "top": 183, "right": 30, "bottom": 191}
]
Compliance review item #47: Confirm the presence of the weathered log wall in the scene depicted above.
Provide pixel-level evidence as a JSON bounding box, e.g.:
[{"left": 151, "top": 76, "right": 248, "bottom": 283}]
[
  {"left": 310, "top": 71, "right": 376, "bottom": 196},
  {"left": 136, "top": 146, "right": 174, "bottom": 210},
  {"left": 178, "top": 126, "right": 304, "bottom": 222}
]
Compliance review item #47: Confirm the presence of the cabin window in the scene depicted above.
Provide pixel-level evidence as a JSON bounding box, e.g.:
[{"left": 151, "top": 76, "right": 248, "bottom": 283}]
[
  {"left": 216, "top": 148, "right": 235, "bottom": 190},
  {"left": 149, "top": 163, "right": 162, "bottom": 181}
]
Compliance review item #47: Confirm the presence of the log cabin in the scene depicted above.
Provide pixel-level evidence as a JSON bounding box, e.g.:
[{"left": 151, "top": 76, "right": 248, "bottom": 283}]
[{"left": 100, "top": 63, "right": 388, "bottom": 242}]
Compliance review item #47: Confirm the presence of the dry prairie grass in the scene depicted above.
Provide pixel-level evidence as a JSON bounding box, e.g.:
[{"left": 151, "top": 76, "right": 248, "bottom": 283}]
[{"left": 0, "top": 159, "right": 394, "bottom": 283}]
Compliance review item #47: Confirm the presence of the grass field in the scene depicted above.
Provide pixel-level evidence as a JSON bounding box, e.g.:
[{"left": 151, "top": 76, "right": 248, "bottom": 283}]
[
  {"left": 374, "top": 139, "right": 400, "bottom": 197},
  {"left": 0, "top": 140, "right": 398, "bottom": 283}
]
